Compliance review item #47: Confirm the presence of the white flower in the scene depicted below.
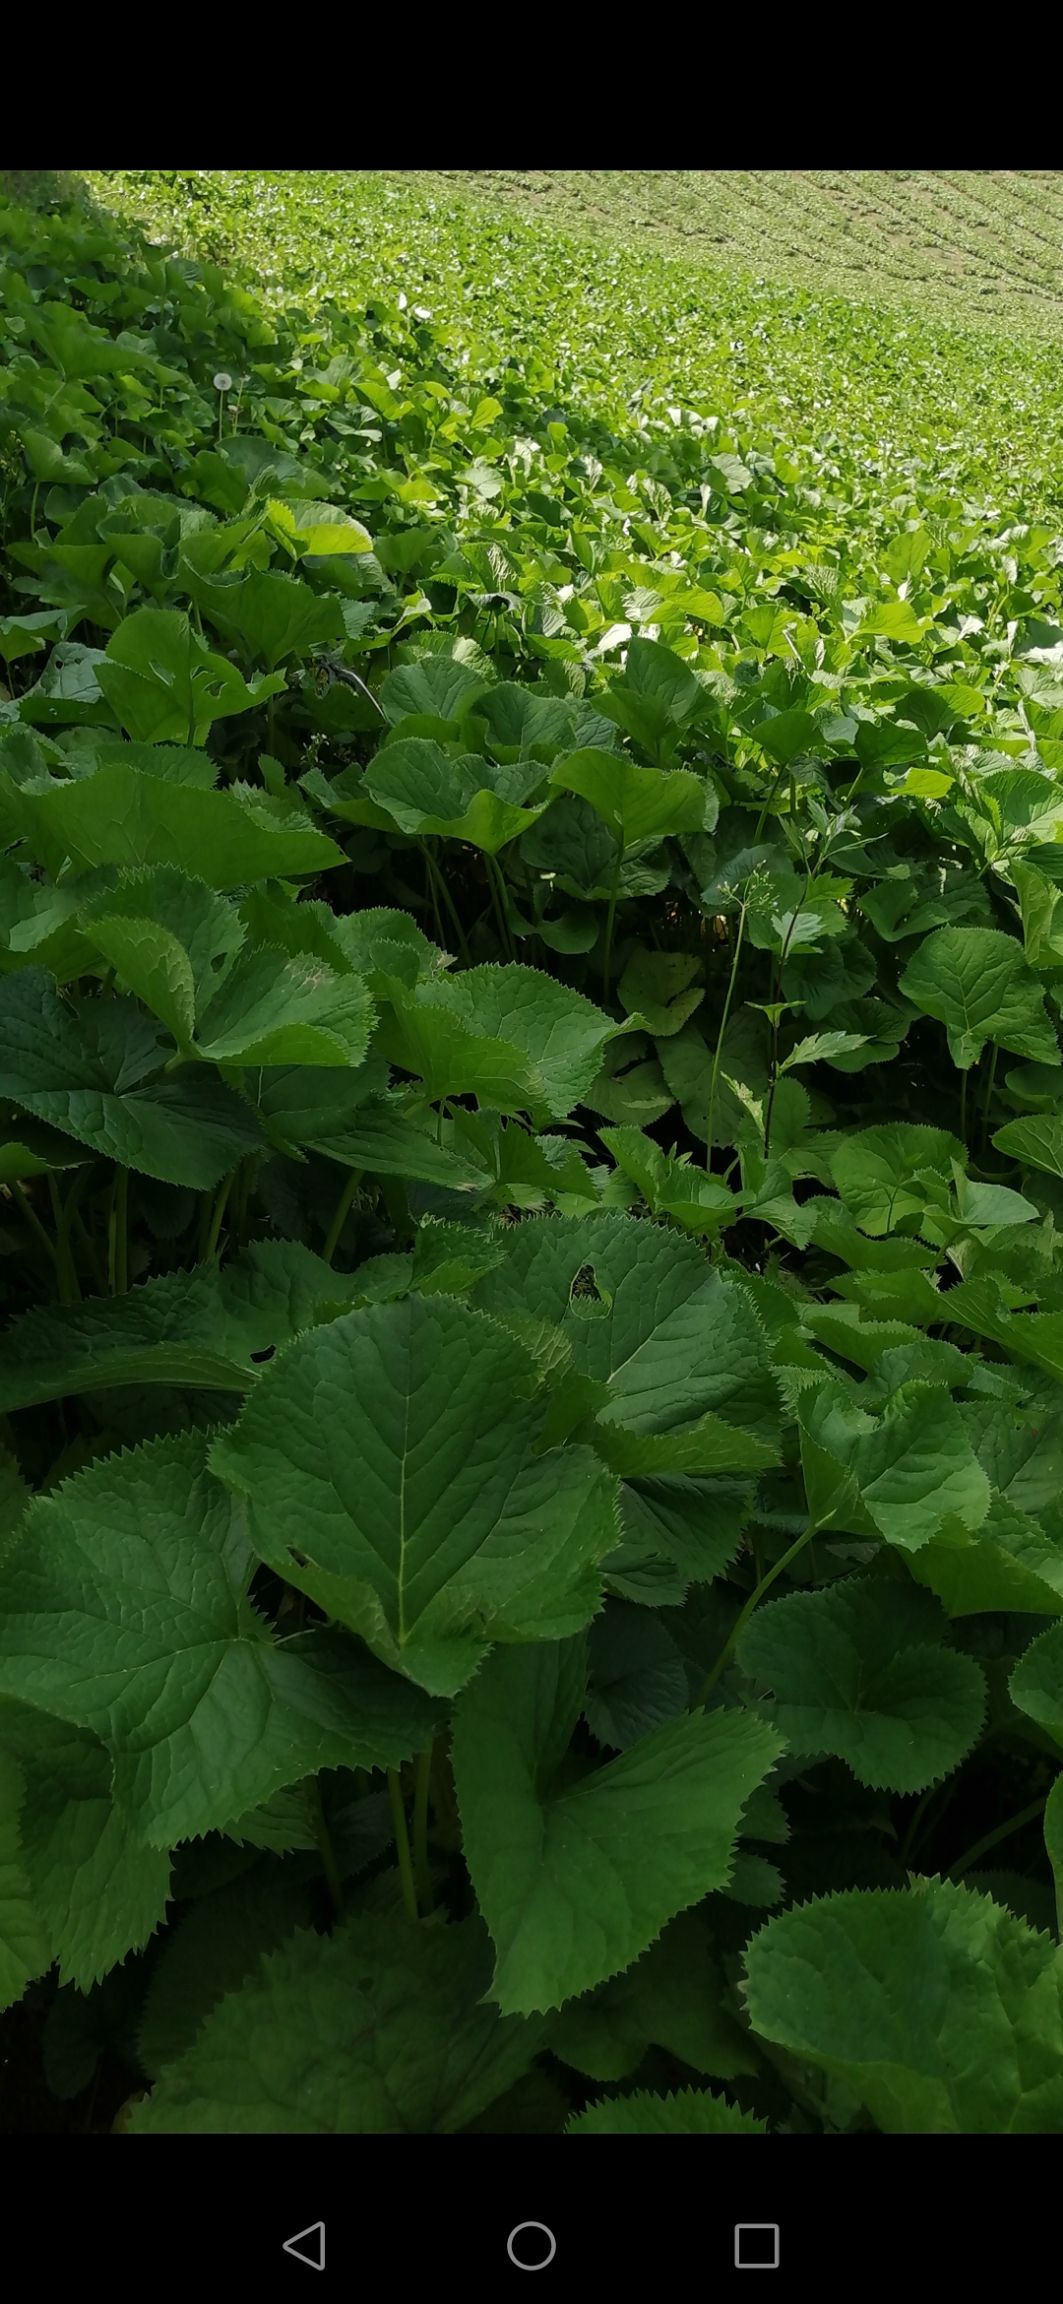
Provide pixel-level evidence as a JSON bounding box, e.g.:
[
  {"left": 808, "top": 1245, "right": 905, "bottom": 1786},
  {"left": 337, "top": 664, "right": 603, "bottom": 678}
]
[{"left": 213, "top": 371, "right": 233, "bottom": 393}]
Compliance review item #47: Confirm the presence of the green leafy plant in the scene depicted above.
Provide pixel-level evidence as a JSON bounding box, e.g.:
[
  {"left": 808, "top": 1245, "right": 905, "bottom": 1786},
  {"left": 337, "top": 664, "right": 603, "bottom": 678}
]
[{"left": 0, "top": 169, "right": 1061, "bottom": 2137}]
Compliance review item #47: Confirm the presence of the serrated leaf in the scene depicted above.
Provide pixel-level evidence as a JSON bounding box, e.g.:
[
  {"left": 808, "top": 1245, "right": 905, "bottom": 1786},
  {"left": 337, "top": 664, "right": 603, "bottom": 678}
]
[
  {"left": 1010, "top": 1623, "right": 1063, "bottom": 1748},
  {"left": 900, "top": 926, "right": 1059, "bottom": 1070},
  {"left": 379, "top": 963, "right": 629, "bottom": 1120},
  {"left": 798, "top": 1381, "right": 991, "bottom": 1550},
  {"left": 211, "top": 1295, "right": 618, "bottom": 1697},
  {"left": 452, "top": 1640, "right": 783, "bottom": 2014},
  {"left": 0, "top": 1703, "right": 170, "bottom": 1988},
  {"left": 96, "top": 608, "right": 285, "bottom": 743},
  {"left": 782, "top": 1030, "right": 869, "bottom": 1072},
  {"left": 82, "top": 866, "right": 245, "bottom": 1039},
  {"left": 474, "top": 1211, "right": 780, "bottom": 1446},
  {"left": 738, "top": 1578, "right": 986, "bottom": 1791},
  {"left": 0, "top": 1432, "right": 438, "bottom": 1844},
  {"left": 568, "top": 2086, "right": 767, "bottom": 2134},
  {"left": 0, "top": 971, "right": 262, "bottom": 1186},
  {"left": 131, "top": 1914, "right": 540, "bottom": 2133},
  {"left": 138, "top": 1868, "right": 314, "bottom": 2079},
  {"left": 907, "top": 1492, "right": 1063, "bottom": 1619},
  {"left": 551, "top": 1907, "right": 756, "bottom": 2083},
  {"left": 743, "top": 1877, "right": 1063, "bottom": 2132},
  {"left": 0, "top": 1749, "right": 50, "bottom": 2013},
  {"left": 195, "top": 944, "right": 374, "bottom": 1068},
  {"left": 0, "top": 1239, "right": 359, "bottom": 1411}
]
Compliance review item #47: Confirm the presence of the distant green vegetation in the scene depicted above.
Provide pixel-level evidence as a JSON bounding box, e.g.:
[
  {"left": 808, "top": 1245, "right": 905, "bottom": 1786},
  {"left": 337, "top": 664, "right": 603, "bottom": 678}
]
[
  {"left": 419, "top": 170, "right": 1063, "bottom": 333},
  {"left": 85, "top": 168, "right": 1063, "bottom": 515},
  {"left": 91, "top": 166, "right": 1063, "bottom": 335}
]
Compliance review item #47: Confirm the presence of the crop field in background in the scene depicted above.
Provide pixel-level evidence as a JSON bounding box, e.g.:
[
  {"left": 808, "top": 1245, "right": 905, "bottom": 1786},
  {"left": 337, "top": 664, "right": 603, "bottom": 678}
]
[
  {"left": 0, "top": 168, "right": 1062, "bottom": 2139},
  {"left": 422, "top": 170, "right": 1063, "bottom": 333},
  {"left": 91, "top": 167, "right": 1063, "bottom": 335}
]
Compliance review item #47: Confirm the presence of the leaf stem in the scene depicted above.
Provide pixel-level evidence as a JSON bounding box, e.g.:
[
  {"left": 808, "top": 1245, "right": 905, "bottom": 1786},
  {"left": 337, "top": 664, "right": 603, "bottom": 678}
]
[
  {"left": 420, "top": 840, "right": 470, "bottom": 964},
  {"left": 115, "top": 1167, "right": 129, "bottom": 1294},
  {"left": 310, "top": 1778, "right": 345, "bottom": 1920},
  {"left": 695, "top": 1518, "right": 818, "bottom": 1705},
  {"left": 322, "top": 1169, "right": 360, "bottom": 1265},
  {"left": 9, "top": 1179, "right": 58, "bottom": 1276},
  {"left": 199, "top": 1168, "right": 234, "bottom": 1264},
  {"left": 899, "top": 1782, "right": 939, "bottom": 1868},
  {"left": 948, "top": 1794, "right": 1046, "bottom": 1880},
  {"left": 485, "top": 851, "right": 515, "bottom": 961},
  {"left": 601, "top": 835, "right": 625, "bottom": 1001},
  {"left": 764, "top": 848, "right": 814, "bottom": 1157},
  {"left": 413, "top": 1746, "right": 433, "bottom": 1912},
  {"left": 47, "top": 1172, "right": 83, "bottom": 1304},
  {"left": 706, "top": 902, "right": 747, "bottom": 1155},
  {"left": 388, "top": 1768, "right": 419, "bottom": 1922},
  {"left": 979, "top": 1043, "right": 999, "bottom": 1158}
]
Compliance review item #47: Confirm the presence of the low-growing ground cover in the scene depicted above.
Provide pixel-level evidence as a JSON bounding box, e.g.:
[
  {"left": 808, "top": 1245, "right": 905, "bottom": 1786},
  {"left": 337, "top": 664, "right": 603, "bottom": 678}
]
[{"left": 0, "top": 170, "right": 1061, "bottom": 2136}]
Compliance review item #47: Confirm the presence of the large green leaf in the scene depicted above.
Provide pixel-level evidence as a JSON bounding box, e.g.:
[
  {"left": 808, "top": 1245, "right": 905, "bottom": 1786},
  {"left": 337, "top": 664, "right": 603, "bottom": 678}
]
[
  {"left": 211, "top": 1296, "right": 618, "bottom": 1696},
  {"left": 1010, "top": 1623, "right": 1063, "bottom": 1748},
  {"left": 193, "top": 944, "right": 374, "bottom": 1068},
  {"left": 186, "top": 567, "right": 345, "bottom": 669},
  {"left": 743, "top": 1877, "right": 1063, "bottom": 2132},
  {"left": 0, "top": 1240, "right": 359, "bottom": 1411},
  {"left": 0, "top": 1433, "right": 438, "bottom": 1845},
  {"left": 993, "top": 1114, "right": 1063, "bottom": 1180},
  {"left": 829, "top": 1123, "right": 964, "bottom": 1235},
  {"left": 0, "top": 1750, "right": 50, "bottom": 2014},
  {"left": 474, "top": 1211, "right": 780, "bottom": 1442},
  {"left": 452, "top": 1640, "right": 783, "bottom": 2013},
  {"left": 0, "top": 1704, "right": 170, "bottom": 1988},
  {"left": 900, "top": 926, "right": 1059, "bottom": 1069},
  {"left": 378, "top": 963, "right": 629, "bottom": 1120},
  {"left": 136, "top": 1871, "right": 315, "bottom": 2080},
  {"left": 738, "top": 1578, "right": 986, "bottom": 1791},
  {"left": 797, "top": 1380, "right": 991, "bottom": 1549},
  {"left": 0, "top": 971, "right": 262, "bottom": 1186},
  {"left": 96, "top": 608, "right": 285, "bottom": 742},
  {"left": 550, "top": 1909, "right": 757, "bottom": 2083},
  {"left": 362, "top": 738, "right": 546, "bottom": 852},
  {"left": 9, "top": 761, "right": 343, "bottom": 887},
  {"left": 549, "top": 747, "right": 707, "bottom": 847},
  {"left": 131, "top": 1914, "right": 540, "bottom": 2133}
]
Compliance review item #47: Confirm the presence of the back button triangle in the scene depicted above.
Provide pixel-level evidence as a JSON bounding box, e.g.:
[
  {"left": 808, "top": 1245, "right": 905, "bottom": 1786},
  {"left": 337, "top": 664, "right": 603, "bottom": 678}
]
[{"left": 283, "top": 2222, "right": 326, "bottom": 2271}]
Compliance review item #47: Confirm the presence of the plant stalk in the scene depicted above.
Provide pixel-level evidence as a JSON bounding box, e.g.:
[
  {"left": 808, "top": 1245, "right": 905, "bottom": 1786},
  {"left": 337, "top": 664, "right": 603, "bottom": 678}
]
[
  {"left": 948, "top": 1795, "right": 1046, "bottom": 1880},
  {"left": 601, "top": 834, "right": 625, "bottom": 1001},
  {"left": 388, "top": 1768, "right": 419, "bottom": 1922},
  {"left": 413, "top": 1747, "right": 433, "bottom": 1912},
  {"left": 310, "top": 1779, "right": 345, "bottom": 1921},
  {"left": 696, "top": 1519, "right": 819, "bottom": 1705},
  {"left": 322, "top": 1169, "right": 360, "bottom": 1265}
]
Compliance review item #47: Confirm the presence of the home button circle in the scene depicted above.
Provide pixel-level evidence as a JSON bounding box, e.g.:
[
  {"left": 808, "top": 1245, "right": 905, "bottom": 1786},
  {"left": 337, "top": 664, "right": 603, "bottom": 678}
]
[{"left": 506, "top": 2222, "right": 557, "bottom": 2271}]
